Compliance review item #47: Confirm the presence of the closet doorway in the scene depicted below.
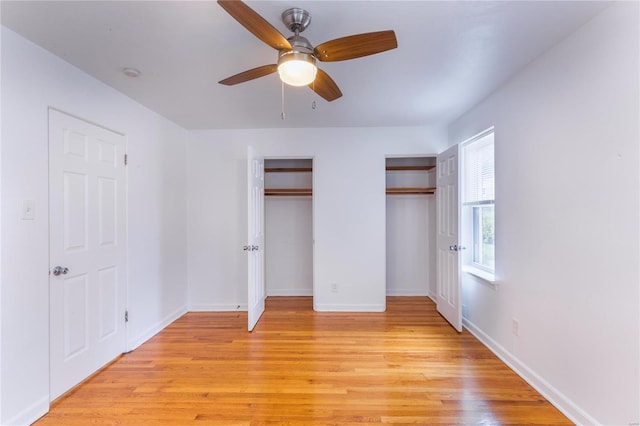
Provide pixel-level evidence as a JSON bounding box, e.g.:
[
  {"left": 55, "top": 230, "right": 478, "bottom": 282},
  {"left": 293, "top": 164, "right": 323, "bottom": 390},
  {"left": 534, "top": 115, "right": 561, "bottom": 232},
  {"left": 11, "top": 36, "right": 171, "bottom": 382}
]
[
  {"left": 264, "top": 159, "right": 314, "bottom": 299},
  {"left": 385, "top": 157, "right": 437, "bottom": 298}
]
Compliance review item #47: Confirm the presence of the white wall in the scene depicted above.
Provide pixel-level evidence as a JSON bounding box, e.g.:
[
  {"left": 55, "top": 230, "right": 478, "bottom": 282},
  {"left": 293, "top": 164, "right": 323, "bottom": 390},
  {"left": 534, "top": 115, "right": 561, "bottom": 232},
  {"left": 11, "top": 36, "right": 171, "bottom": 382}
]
[
  {"left": 449, "top": 3, "right": 639, "bottom": 424},
  {"left": 265, "top": 196, "right": 313, "bottom": 296},
  {"left": 1, "top": 27, "right": 188, "bottom": 425},
  {"left": 187, "top": 127, "right": 446, "bottom": 312},
  {"left": 0, "top": 25, "right": 3, "bottom": 424}
]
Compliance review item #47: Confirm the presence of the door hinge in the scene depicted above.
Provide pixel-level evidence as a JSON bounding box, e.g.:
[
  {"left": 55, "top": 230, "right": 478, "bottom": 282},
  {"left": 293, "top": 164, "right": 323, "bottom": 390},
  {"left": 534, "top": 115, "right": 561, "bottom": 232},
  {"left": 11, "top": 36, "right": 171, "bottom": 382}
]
[
  {"left": 125, "top": 310, "right": 129, "bottom": 323},
  {"left": 124, "top": 154, "right": 128, "bottom": 166}
]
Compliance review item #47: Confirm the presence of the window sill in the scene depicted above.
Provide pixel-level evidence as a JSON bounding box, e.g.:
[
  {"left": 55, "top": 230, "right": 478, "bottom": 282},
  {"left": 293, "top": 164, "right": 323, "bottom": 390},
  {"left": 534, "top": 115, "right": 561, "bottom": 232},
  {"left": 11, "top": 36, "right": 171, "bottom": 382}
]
[{"left": 462, "top": 266, "right": 498, "bottom": 289}]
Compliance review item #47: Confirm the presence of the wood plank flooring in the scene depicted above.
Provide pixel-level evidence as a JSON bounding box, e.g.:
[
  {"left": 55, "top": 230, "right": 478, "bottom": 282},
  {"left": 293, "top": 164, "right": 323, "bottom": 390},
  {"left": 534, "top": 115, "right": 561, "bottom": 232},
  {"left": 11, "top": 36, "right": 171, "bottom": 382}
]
[{"left": 35, "top": 297, "right": 571, "bottom": 425}]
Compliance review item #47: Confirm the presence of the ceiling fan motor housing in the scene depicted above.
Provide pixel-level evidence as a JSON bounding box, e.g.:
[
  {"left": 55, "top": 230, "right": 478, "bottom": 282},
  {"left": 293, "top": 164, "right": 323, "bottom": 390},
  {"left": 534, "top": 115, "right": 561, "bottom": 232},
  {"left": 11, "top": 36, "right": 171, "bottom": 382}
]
[
  {"left": 277, "top": 34, "right": 316, "bottom": 73},
  {"left": 286, "top": 34, "right": 314, "bottom": 53}
]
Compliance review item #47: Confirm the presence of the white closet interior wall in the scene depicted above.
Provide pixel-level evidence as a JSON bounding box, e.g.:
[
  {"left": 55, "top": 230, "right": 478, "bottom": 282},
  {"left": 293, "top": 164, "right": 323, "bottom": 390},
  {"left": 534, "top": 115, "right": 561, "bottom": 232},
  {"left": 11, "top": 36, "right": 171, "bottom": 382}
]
[
  {"left": 264, "top": 159, "right": 313, "bottom": 296},
  {"left": 386, "top": 157, "right": 437, "bottom": 298}
]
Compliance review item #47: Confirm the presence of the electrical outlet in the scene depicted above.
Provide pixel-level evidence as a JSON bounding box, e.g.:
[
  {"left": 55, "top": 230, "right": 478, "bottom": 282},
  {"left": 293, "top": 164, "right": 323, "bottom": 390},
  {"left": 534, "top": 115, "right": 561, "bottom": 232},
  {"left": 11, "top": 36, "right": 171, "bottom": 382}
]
[
  {"left": 331, "top": 282, "right": 338, "bottom": 293},
  {"left": 512, "top": 319, "right": 520, "bottom": 336}
]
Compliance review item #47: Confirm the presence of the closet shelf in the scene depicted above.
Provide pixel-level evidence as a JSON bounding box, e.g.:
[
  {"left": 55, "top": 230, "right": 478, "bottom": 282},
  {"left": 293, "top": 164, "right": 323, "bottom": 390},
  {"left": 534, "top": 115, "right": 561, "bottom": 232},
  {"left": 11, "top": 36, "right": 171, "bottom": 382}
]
[
  {"left": 265, "top": 188, "right": 312, "bottom": 196},
  {"left": 268, "top": 166, "right": 432, "bottom": 172},
  {"left": 386, "top": 187, "right": 436, "bottom": 195},
  {"left": 386, "top": 165, "right": 435, "bottom": 171},
  {"left": 265, "top": 167, "right": 312, "bottom": 173},
  {"left": 266, "top": 187, "right": 434, "bottom": 196}
]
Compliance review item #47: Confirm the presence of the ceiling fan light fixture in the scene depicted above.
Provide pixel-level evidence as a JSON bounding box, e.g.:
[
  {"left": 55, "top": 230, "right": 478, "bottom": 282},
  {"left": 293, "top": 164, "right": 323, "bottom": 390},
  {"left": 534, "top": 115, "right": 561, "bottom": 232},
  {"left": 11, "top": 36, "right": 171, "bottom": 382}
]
[{"left": 277, "top": 51, "right": 317, "bottom": 86}]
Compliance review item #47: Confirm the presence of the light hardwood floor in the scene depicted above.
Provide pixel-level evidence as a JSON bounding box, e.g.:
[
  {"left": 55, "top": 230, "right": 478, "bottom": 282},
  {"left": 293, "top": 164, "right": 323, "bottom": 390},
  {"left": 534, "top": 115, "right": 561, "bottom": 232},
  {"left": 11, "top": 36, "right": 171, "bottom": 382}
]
[{"left": 35, "top": 297, "right": 570, "bottom": 425}]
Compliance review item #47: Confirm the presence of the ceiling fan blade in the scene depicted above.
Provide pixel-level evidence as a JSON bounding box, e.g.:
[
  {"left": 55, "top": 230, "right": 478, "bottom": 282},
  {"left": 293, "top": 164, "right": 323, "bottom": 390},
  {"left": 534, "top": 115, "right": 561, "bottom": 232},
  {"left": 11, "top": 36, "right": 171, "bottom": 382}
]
[
  {"left": 314, "top": 30, "right": 398, "bottom": 62},
  {"left": 309, "top": 68, "right": 342, "bottom": 102},
  {"left": 217, "top": 1, "right": 291, "bottom": 51},
  {"left": 219, "top": 64, "right": 278, "bottom": 86}
]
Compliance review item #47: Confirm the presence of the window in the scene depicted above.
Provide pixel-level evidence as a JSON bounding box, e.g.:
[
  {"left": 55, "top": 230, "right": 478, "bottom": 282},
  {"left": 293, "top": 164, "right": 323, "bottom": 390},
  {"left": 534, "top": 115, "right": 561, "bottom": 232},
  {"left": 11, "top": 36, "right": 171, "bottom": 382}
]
[{"left": 462, "top": 130, "right": 495, "bottom": 279}]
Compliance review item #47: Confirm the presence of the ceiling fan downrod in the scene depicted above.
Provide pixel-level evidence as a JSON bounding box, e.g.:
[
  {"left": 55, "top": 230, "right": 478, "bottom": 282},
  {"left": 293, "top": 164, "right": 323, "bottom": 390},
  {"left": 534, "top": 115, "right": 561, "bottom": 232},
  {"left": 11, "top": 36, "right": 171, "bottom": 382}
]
[
  {"left": 280, "top": 7, "right": 315, "bottom": 57},
  {"left": 281, "top": 8, "right": 311, "bottom": 34}
]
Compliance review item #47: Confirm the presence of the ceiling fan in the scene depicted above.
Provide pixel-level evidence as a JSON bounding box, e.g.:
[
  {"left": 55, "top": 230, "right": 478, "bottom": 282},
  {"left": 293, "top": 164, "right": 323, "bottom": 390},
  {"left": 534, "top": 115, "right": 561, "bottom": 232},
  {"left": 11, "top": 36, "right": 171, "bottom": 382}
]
[{"left": 217, "top": 0, "right": 398, "bottom": 102}]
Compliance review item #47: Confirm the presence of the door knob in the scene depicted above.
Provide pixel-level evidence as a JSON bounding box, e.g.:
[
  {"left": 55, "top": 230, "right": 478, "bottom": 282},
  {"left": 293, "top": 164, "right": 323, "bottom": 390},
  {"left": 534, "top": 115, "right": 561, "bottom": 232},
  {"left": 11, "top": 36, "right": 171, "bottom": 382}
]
[{"left": 52, "top": 266, "right": 69, "bottom": 276}]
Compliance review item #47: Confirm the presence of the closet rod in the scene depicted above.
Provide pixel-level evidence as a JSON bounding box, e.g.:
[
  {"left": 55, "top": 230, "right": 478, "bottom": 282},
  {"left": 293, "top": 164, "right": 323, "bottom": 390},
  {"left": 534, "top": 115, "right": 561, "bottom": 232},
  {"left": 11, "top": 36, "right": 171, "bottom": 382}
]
[
  {"left": 266, "top": 193, "right": 312, "bottom": 197},
  {"left": 387, "top": 191, "right": 434, "bottom": 195},
  {"left": 385, "top": 165, "right": 435, "bottom": 171},
  {"left": 387, "top": 186, "right": 436, "bottom": 193},
  {"left": 265, "top": 167, "right": 312, "bottom": 173},
  {"left": 265, "top": 188, "right": 312, "bottom": 196}
]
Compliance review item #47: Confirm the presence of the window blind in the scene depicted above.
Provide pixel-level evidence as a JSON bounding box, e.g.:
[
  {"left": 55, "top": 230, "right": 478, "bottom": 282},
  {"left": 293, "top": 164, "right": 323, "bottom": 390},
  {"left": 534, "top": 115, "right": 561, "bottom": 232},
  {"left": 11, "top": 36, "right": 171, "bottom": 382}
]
[{"left": 463, "top": 132, "right": 494, "bottom": 204}]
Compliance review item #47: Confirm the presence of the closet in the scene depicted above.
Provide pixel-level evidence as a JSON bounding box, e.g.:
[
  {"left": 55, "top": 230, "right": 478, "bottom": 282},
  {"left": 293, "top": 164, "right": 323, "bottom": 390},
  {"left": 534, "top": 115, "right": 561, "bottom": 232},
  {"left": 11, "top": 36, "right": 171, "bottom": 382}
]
[
  {"left": 264, "top": 159, "right": 313, "bottom": 296},
  {"left": 386, "top": 157, "right": 437, "bottom": 296}
]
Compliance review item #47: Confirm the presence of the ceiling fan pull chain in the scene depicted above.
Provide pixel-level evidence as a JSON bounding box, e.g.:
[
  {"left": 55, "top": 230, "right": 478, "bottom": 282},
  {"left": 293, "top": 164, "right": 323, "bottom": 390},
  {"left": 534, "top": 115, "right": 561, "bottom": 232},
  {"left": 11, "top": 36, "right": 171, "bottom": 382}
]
[{"left": 281, "top": 81, "right": 286, "bottom": 120}]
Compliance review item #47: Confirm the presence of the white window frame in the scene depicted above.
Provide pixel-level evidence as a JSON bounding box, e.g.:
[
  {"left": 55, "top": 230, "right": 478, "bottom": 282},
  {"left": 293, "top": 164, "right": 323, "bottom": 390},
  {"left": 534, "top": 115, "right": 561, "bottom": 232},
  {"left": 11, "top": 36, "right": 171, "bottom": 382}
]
[{"left": 461, "top": 128, "right": 496, "bottom": 283}]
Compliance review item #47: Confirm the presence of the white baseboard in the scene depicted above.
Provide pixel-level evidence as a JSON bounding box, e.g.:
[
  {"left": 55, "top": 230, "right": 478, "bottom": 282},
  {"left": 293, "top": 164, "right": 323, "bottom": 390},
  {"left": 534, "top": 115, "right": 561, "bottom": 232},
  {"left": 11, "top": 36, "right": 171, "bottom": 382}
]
[
  {"left": 189, "top": 303, "right": 247, "bottom": 312},
  {"left": 267, "top": 289, "right": 313, "bottom": 297},
  {"left": 4, "top": 395, "right": 48, "bottom": 426},
  {"left": 462, "top": 317, "right": 599, "bottom": 425},
  {"left": 126, "top": 305, "right": 188, "bottom": 352},
  {"left": 386, "top": 290, "right": 429, "bottom": 296},
  {"left": 313, "top": 303, "right": 385, "bottom": 312}
]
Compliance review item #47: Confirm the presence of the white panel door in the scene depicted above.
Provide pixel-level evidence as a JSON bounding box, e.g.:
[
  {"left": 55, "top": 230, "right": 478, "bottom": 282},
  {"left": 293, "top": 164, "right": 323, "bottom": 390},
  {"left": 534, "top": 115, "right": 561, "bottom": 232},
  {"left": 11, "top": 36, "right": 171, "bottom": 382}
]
[
  {"left": 247, "top": 146, "right": 266, "bottom": 331},
  {"left": 49, "top": 109, "right": 127, "bottom": 399},
  {"left": 436, "top": 144, "right": 462, "bottom": 332}
]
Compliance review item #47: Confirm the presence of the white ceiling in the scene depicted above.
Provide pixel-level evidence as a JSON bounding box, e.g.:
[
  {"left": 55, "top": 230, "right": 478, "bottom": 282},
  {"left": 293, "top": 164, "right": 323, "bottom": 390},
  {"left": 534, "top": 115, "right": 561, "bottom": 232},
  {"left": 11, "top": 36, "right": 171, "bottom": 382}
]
[{"left": 1, "top": 1, "right": 609, "bottom": 130}]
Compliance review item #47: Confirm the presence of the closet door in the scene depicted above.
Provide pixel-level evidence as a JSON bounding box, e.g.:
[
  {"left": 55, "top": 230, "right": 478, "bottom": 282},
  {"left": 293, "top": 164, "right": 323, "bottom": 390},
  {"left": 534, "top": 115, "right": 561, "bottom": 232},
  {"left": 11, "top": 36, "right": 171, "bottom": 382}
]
[
  {"left": 436, "top": 145, "right": 462, "bottom": 332},
  {"left": 247, "top": 146, "right": 265, "bottom": 331}
]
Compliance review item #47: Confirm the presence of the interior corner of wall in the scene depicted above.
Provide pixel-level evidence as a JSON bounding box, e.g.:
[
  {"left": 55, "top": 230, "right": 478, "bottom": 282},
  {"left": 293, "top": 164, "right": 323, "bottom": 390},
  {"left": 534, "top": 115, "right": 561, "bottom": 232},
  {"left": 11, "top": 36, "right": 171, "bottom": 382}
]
[{"left": 3, "top": 394, "right": 49, "bottom": 426}]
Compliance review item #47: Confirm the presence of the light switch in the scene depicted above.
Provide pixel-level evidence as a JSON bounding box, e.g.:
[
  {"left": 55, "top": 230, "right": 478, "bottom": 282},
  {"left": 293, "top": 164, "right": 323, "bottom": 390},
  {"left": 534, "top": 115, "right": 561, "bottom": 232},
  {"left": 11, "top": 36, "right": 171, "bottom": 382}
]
[{"left": 22, "top": 200, "right": 36, "bottom": 220}]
